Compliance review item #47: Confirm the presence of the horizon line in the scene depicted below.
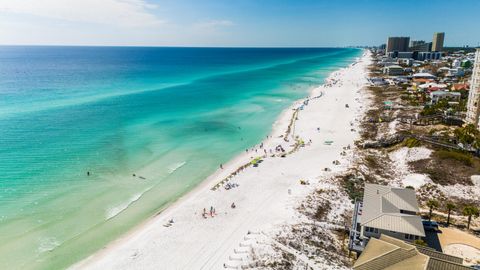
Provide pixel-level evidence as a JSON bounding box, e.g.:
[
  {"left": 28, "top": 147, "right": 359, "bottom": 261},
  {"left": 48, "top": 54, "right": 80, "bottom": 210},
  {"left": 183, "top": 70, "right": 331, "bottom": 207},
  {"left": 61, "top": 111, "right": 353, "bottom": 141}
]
[{"left": 0, "top": 44, "right": 366, "bottom": 49}]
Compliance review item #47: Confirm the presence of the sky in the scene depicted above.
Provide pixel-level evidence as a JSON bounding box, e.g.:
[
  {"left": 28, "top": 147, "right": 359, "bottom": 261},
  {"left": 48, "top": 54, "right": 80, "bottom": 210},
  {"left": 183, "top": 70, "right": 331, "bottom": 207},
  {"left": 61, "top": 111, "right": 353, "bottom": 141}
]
[{"left": 0, "top": 0, "right": 479, "bottom": 47}]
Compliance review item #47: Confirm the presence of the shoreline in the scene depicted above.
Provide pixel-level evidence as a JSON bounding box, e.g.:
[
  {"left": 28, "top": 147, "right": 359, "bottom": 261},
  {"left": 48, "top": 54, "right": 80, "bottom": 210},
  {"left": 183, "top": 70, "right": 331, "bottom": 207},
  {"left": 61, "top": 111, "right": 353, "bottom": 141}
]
[{"left": 71, "top": 50, "right": 370, "bottom": 270}]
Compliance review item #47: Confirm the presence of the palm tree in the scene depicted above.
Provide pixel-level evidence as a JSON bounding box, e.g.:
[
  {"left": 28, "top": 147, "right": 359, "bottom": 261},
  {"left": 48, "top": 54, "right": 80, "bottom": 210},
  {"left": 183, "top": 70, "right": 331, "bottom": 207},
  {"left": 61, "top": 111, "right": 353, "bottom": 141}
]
[
  {"left": 464, "top": 124, "right": 478, "bottom": 136},
  {"left": 427, "top": 199, "right": 439, "bottom": 221},
  {"left": 446, "top": 203, "right": 456, "bottom": 226},
  {"left": 455, "top": 124, "right": 479, "bottom": 146},
  {"left": 462, "top": 206, "right": 479, "bottom": 230}
]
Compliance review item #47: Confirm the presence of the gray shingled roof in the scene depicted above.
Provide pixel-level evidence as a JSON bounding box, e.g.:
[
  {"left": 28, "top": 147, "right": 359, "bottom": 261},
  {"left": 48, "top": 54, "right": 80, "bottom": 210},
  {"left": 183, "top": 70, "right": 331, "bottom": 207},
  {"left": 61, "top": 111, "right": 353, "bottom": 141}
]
[
  {"left": 353, "top": 234, "right": 468, "bottom": 270},
  {"left": 416, "top": 245, "right": 464, "bottom": 265},
  {"left": 361, "top": 184, "right": 425, "bottom": 237}
]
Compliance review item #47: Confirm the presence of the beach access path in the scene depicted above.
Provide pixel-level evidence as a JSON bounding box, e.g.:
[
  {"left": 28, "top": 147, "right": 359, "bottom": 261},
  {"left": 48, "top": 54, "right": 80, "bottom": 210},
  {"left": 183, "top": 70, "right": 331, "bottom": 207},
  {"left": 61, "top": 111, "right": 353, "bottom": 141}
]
[{"left": 71, "top": 51, "right": 371, "bottom": 270}]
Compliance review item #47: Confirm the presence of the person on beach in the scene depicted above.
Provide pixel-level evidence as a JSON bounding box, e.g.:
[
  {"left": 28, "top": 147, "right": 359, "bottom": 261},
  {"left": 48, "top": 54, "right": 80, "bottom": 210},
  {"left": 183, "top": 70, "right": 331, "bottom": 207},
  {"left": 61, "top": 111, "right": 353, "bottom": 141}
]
[
  {"left": 220, "top": 164, "right": 223, "bottom": 169},
  {"left": 231, "top": 202, "right": 236, "bottom": 209},
  {"left": 87, "top": 171, "right": 90, "bottom": 176}
]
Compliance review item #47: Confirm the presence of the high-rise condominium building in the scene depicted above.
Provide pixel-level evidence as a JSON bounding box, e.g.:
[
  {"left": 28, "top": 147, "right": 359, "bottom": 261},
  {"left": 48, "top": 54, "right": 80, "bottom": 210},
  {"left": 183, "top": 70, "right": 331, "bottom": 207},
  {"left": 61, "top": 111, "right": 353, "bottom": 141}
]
[
  {"left": 386, "top": 37, "right": 410, "bottom": 53},
  {"left": 409, "top": 40, "right": 432, "bottom": 52},
  {"left": 432, "top": 32, "right": 445, "bottom": 52},
  {"left": 466, "top": 49, "right": 480, "bottom": 128}
]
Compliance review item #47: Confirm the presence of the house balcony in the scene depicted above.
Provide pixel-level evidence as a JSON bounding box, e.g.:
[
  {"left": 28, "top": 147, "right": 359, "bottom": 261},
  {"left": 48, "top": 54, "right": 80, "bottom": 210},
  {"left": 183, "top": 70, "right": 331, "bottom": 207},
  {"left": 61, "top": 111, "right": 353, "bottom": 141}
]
[{"left": 348, "top": 199, "right": 367, "bottom": 253}]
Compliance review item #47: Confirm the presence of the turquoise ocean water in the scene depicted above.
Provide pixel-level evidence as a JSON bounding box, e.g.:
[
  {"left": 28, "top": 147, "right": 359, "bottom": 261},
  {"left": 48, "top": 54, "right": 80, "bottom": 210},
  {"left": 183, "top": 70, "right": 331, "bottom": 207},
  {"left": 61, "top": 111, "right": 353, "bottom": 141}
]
[{"left": 0, "top": 46, "right": 360, "bottom": 269}]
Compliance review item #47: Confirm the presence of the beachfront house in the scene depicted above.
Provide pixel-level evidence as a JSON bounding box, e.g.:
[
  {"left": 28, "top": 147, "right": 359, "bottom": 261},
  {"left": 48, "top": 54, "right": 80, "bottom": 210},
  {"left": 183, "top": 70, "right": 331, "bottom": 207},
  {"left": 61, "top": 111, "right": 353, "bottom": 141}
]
[
  {"left": 412, "top": 72, "right": 436, "bottom": 80},
  {"left": 383, "top": 65, "right": 404, "bottom": 76},
  {"left": 349, "top": 184, "right": 425, "bottom": 253},
  {"left": 370, "top": 77, "right": 388, "bottom": 86},
  {"left": 417, "top": 82, "right": 447, "bottom": 92},
  {"left": 430, "top": 91, "right": 461, "bottom": 104},
  {"left": 353, "top": 234, "right": 469, "bottom": 270}
]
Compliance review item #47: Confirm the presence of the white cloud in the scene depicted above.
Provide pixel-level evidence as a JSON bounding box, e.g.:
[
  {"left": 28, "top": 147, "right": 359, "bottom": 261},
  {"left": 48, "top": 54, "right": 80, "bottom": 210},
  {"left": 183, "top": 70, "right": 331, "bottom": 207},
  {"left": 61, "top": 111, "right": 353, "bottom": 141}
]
[
  {"left": 0, "top": 0, "right": 163, "bottom": 27},
  {"left": 193, "top": 19, "right": 234, "bottom": 29}
]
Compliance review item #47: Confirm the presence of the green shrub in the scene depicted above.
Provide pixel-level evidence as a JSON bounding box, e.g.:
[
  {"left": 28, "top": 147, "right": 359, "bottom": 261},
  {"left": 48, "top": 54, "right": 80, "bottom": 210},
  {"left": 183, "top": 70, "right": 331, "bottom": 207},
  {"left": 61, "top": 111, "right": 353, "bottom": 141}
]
[
  {"left": 342, "top": 175, "right": 364, "bottom": 203},
  {"left": 437, "top": 150, "right": 473, "bottom": 166},
  {"left": 414, "top": 239, "right": 427, "bottom": 246},
  {"left": 404, "top": 138, "right": 420, "bottom": 148}
]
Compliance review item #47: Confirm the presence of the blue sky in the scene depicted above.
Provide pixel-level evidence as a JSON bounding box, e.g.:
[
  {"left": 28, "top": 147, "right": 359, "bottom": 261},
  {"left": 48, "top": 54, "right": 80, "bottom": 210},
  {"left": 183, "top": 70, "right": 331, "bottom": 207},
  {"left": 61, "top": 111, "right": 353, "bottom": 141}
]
[{"left": 0, "top": 0, "right": 478, "bottom": 47}]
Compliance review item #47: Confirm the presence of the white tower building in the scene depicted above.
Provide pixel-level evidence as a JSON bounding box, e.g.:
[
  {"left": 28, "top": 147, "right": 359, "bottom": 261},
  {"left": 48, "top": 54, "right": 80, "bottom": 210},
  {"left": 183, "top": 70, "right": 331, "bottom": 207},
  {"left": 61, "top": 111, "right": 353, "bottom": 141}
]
[{"left": 466, "top": 49, "right": 480, "bottom": 128}]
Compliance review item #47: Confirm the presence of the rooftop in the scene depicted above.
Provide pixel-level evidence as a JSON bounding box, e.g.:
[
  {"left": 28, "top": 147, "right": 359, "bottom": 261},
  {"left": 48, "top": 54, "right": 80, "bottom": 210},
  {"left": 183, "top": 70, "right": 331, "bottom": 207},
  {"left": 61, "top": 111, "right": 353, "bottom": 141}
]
[
  {"left": 431, "top": 91, "right": 461, "bottom": 96},
  {"left": 413, "top": 72, "right": 436, "bottom": 78},
  {"left": 361, "top": 184, "right": 425, "bottom": 237},
  {"left": 385, "top": 65, "right": 403, "bottom": 69},
  {"left": 353, "top": 234, "right": 469, "bottom": 270}
]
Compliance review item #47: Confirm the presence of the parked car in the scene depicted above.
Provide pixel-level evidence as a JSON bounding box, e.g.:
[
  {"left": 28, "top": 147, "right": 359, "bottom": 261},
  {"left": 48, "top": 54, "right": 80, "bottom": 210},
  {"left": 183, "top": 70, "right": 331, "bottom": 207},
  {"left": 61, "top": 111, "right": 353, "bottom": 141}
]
[{"left": 422, "top": 220, "right": 439, "bottom": 231}]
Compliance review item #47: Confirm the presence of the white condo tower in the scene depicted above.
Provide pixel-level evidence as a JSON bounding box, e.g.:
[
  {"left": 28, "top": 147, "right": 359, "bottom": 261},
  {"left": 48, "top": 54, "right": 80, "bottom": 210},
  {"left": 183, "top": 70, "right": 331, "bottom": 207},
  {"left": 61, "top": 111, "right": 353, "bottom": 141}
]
[{"left": 466, "top": 48, "right": 480, "bottom": 128}]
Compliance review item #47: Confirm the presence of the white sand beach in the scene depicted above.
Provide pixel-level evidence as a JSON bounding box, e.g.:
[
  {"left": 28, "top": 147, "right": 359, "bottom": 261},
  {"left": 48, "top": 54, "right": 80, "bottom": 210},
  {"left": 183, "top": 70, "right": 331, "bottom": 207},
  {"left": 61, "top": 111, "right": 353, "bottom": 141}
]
[{"left": 71, "top": 50, "right": 371, "bottom": 270}]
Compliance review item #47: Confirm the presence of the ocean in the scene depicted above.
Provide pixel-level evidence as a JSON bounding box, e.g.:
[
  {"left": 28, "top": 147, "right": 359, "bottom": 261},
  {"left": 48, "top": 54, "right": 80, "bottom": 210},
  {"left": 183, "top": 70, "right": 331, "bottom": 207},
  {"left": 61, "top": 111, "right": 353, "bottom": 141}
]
[{"left": 0, "top": 46, "right": 360, "bottom": 269}]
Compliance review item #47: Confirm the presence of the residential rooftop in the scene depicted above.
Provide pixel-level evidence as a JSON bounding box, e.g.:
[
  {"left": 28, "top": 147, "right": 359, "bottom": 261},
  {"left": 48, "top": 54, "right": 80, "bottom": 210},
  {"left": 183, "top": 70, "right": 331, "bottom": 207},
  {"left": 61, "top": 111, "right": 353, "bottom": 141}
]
[
  {"left": 361, "top": 184, "right": 425, "bottom": 237},
  {"left": 353, "top": 234, "right": 469, "bottom": 270}
]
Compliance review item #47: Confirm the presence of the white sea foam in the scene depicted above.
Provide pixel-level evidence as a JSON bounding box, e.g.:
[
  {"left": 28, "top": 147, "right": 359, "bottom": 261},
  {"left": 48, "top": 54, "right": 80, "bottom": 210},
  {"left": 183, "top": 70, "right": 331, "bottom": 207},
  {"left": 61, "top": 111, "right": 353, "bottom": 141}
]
[
  {"left": 168, "top": 161, "right": 187, "bottom": 174},
  {"left": 105, "top": 187, "right": 153, "bottom": 220},
  {"left": 37, "top": 237, "right": 61, "bottom": 253}
]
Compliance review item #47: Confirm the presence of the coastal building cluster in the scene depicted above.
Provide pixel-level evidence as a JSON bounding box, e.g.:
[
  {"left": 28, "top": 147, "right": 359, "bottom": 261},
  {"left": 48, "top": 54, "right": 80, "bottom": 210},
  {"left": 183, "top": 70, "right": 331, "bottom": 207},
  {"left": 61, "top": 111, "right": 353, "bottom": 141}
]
[
  {"left": 380, "top": 32, "right": 446, "bottom": 61},
  {"left": 346, "top": 33, "right": 480, "bottom": 269},
  {"left": 372, "top": 33, "right": 479, "bottom": 139}
]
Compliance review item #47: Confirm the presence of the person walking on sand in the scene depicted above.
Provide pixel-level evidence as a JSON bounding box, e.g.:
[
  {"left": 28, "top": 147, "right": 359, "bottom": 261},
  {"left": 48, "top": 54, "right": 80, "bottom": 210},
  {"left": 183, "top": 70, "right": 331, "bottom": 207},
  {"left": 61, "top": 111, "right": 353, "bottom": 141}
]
[
  {"left": 231, "top": 202, "right": 236, "bottom": 209},
  {"left": 220, "top": 164, "right": 223, "bottom": 169},
  {"left": 210, "top": 206, "right": 213, "bottom": 217}
]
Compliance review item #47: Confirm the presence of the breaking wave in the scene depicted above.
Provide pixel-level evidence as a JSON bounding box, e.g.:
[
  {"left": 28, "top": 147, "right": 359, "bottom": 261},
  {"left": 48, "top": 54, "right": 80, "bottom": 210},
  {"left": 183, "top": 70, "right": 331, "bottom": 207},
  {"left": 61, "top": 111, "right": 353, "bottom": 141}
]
[
  {"left": 105, "top": 187, "right": 153, "bottom": 220},
  {"left": 168, "top": 161, "right": 187, "bottom": 174}
]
